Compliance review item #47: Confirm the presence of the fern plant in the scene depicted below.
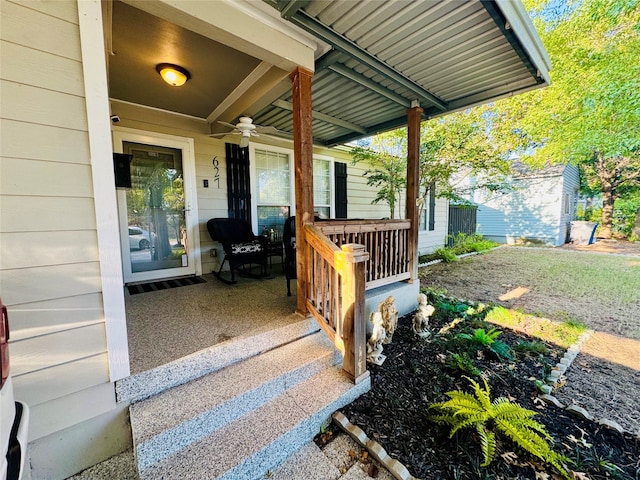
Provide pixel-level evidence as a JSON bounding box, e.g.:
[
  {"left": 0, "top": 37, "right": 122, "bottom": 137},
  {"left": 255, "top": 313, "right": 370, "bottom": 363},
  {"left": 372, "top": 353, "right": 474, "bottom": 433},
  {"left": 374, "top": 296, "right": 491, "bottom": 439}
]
[
  {"left": 429, "top": 377, "right": 570, "bottom": 479},
  {"left": 457, "top": 328, "right": 513, "bottom": 361},
  {"left": 446, "top": 353, "right": 482, "bottom": 377}
]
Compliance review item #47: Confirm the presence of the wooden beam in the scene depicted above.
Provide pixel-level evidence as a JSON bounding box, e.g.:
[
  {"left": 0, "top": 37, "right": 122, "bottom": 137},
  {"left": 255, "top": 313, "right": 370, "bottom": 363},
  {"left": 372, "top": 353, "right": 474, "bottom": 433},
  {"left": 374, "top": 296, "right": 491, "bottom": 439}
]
[
  {"left": 290, "top": 66, "right": 314, "bottom": 315},
  {"left": 406, "top": 104, "right": 423, "bottom": 283}
]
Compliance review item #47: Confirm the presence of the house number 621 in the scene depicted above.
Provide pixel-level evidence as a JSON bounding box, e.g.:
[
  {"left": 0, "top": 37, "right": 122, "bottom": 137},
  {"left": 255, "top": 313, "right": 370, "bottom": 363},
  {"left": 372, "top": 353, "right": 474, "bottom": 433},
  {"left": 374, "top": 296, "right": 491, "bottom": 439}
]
[{"left": 212, "top": 156, "right": 220, "bottom": 188}]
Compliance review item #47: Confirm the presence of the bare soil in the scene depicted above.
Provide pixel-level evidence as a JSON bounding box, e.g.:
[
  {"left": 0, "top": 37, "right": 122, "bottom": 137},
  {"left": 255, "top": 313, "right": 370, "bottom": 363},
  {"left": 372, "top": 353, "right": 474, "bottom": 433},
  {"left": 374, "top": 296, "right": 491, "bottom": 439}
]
[{"left": 419, "top": 244, "right": 640, "bottom": 437}]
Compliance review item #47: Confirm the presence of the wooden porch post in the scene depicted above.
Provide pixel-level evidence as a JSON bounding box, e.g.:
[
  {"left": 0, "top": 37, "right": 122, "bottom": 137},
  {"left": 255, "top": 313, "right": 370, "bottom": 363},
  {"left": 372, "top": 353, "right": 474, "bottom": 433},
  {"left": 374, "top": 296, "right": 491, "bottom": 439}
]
[
  {"left": 406, "top": 103, "right": 423, "bottom": 283},
  {"left": 340, "top": 244, "right": 369, "bottom": 384},
  {"left": 290, "top": 66, "right": 314, "bottom": 315}
]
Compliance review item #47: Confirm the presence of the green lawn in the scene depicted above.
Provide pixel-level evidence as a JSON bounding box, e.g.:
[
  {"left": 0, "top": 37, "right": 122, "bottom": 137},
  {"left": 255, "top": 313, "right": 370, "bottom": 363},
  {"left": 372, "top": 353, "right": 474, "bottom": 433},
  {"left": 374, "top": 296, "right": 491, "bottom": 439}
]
[{"left": 419, "top": 247, "right": 640, "bottom": 340}]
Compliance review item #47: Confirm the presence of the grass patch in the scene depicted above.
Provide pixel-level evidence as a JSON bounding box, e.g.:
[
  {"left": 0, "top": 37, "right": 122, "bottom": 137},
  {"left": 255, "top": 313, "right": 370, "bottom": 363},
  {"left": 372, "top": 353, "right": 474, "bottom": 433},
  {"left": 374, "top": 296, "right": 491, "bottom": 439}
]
[
  {"left": 486, "top": 306, "right": 586, "bottom": 348},
  {"left": 500, "top": 249, "right": 640, "bottom": 304},
  {"left": 420, "top": 247, "right": 640, "bottom": 340}
]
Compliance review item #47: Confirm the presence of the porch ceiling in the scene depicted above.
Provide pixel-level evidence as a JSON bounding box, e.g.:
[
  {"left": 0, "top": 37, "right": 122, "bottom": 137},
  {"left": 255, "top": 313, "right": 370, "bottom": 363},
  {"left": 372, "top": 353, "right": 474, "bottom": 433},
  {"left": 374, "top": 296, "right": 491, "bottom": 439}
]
[
  {"left": 107, "top": 0, "right": 550, "bottom": 147},
  {"left": 254, "top": 0, "right": 551, "bottom": 146}
]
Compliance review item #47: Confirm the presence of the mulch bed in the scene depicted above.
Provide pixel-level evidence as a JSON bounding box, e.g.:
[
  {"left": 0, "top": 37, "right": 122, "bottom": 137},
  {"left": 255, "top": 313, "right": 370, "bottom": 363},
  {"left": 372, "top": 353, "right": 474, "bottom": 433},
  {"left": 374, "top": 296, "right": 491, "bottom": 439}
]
[{"left": 331, "top": 300, "right": 640, "bottom": 480}]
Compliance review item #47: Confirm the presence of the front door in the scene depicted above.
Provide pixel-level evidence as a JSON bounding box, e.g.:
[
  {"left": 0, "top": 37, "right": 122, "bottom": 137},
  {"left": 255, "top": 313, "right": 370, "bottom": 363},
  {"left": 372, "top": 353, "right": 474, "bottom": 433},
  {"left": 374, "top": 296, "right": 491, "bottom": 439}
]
[{"left": 113, "top": 129, "right": 200, "bottom": 283}]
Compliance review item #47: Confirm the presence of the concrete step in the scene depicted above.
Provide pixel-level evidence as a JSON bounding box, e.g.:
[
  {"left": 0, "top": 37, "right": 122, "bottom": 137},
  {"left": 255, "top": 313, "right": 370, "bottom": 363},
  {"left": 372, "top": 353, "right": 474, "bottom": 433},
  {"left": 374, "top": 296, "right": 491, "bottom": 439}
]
[
  {"left": 117, "top": 318, "right": 320, "bottom": 404},
  {"left": 130, "top": 332, "right": 339, "bottom": 472},
  {"left": 138, "top": 366, "right": 370, "bottom": 480}
]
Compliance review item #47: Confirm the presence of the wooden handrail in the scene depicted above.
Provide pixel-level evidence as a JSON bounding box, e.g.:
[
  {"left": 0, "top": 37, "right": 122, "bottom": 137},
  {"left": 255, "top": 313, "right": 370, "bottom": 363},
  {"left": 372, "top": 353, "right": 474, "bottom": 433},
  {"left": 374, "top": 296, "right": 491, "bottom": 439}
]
[
  {"left": 304, "top": 224, "right": 369, "bottom": 383},
  {"left": 316, "top": 219, "right": 412, "bottom": 289}
]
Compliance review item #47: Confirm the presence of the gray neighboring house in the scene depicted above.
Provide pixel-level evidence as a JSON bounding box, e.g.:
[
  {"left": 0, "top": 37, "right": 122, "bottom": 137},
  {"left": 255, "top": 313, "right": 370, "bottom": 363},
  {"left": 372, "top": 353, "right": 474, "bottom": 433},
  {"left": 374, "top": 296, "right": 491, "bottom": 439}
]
[{"left": 469, "top": 162, "right": 580, "bottom": 246}]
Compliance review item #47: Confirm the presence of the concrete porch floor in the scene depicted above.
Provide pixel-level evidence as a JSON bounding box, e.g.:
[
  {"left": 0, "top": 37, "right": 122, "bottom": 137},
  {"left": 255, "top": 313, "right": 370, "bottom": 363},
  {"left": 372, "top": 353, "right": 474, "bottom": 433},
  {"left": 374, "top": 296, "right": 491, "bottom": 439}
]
[{"left": 125, "top": 267, "right": 299, "bottom": 374}]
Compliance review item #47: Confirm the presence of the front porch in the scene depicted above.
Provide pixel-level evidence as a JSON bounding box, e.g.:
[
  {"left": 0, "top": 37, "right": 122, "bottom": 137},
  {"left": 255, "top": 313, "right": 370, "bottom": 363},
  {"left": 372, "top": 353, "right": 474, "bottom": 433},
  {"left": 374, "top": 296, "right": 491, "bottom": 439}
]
[
  {"left": 124, "top": 272, "right": 299, "bottom": 375},
  {"left": 117, "top": 264, "right": 393, "bottom": 479}
]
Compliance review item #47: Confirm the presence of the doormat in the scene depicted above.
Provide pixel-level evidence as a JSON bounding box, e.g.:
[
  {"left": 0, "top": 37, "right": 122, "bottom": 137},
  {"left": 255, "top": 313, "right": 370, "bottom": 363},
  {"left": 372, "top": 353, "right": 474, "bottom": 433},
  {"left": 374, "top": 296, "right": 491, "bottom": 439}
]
[{"left": 127, "top": 276, "right": 206, "bottom": 295}]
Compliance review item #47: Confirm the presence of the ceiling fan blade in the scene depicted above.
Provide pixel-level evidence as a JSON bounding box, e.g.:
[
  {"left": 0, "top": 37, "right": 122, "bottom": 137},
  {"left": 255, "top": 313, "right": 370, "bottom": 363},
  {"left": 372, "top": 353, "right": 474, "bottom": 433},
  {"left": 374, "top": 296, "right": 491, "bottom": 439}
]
[
  {"left": 255, "top": 125, "right": 294, "bottom": 139},
  {"left": 255, "top": 125, "right": 285, "bottom": 134},
  {"left": 217, "top": 121, "right": 238, "bottom": 129},
  {"left": 208, "top": 132, "right": 239, "bottom": 138}
]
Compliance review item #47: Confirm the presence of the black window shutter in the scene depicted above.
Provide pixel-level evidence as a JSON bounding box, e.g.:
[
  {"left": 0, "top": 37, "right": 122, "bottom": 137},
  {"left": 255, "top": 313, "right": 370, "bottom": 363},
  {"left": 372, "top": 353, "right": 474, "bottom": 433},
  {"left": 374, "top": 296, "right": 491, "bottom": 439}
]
[
  {"left": 334, "top": 162, "right": 348, "bottom": 218},
  {"left": 225, "top": 143, "right": 251, "bottom": 223},
  {"left": 428, "top": 181, "right": 436, "bottom": 231}
]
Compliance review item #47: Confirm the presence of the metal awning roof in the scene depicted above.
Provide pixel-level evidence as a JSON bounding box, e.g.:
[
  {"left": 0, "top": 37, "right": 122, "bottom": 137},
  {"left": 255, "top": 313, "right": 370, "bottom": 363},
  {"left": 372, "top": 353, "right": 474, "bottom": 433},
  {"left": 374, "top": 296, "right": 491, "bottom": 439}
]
[{"left": 253, "top": 0, "right": 550, "bottom": 146}]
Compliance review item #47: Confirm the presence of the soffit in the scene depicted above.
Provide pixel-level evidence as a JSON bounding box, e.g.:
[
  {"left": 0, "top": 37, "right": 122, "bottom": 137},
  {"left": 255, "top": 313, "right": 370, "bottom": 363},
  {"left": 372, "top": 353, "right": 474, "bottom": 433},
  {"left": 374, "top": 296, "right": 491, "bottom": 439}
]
[
  {"left": 253, "top": 0, "right": 550, "bottom": 146},
  {"left": 109, "top": 1, "right": 263, "bottom": 119}
]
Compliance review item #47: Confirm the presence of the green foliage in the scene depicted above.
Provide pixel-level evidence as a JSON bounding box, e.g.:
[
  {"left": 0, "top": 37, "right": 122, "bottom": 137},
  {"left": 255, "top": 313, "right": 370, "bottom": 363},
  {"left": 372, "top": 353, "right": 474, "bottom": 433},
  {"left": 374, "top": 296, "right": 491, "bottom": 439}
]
[
  {"left": 612, "top": 195, "right": 640, "bottom": 238},
  {"left": 514, "top": 340, "right": 550, "bottom": 356},
  {"left": 418, "top": 110, "right": 512, "bottom": 208},
  {"left": 448, "top": 232, "right": 498, "bottom": 255},
  {"left": 486, "top": 0, "right": 640, "bottom": 237},
  {"left": 446, "top": 353, "right": 482, "bottom": 377},
  {"left": 457, "top": 328, "right": 513, "bottom": 361},
  {"left": 430, "top": 377, "right": 570, "bottom": 478},
  {"left": 350, "top": 132, "right": 407, "bottom": 219},
  {"left": 418, "top": 234, "right": 497, "bottom": 264},
  {"left": 434, "top": 247, "right": 459, "bottom": 263}
]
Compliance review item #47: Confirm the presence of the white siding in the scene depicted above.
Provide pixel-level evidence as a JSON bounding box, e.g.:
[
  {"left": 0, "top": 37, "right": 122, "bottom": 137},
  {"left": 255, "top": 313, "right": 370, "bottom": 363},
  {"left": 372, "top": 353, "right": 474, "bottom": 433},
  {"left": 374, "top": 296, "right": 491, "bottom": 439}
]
[
  {"left": 418, "top": 198, "right": 448, "bottom": 254},
  {"left": 344, "top": 160, "right": 392, "bottom": 219},
  {"left": 559, "top": 164, "right": 580, "bottom": 244},
  {"left": 0, "top": 2, "right": 127, "bottom": 478},
  {"left": 475, "top": 174, "right": 566, "bottom": 246}
]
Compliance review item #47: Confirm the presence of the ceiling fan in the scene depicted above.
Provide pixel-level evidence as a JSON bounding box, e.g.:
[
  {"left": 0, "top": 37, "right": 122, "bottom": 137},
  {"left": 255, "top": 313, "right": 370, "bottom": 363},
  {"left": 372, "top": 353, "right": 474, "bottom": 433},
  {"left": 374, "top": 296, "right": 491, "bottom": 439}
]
[{"left": 208, "top": 116, "right": 291, "bottom": 147}]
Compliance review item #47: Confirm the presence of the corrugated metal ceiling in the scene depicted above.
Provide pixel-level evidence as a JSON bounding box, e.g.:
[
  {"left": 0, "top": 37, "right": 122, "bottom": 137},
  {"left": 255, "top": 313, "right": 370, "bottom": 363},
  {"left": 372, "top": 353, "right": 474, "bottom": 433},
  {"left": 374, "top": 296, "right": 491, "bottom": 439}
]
[{"left": 254, "top": 0, "right": 549, "bottom": 146}]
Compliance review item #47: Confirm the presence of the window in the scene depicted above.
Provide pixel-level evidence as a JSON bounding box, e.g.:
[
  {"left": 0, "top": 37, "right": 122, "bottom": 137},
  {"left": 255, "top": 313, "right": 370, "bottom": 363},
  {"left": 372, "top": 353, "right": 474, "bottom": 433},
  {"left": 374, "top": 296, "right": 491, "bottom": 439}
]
[
  {"left": 314, "top": 158, "right": 331, "bottom": 218},
  {"left": 419, "top": 183, "right": 436, "bottom": 231},
  {"left": 563, "top": 193, "right": 571, "bottom": 215},
  {"left": 251, "top": 147, "right": 335, "bottom": 235},
  {"left": 254, "top": 148, "right": 291, "bottom": 237}
]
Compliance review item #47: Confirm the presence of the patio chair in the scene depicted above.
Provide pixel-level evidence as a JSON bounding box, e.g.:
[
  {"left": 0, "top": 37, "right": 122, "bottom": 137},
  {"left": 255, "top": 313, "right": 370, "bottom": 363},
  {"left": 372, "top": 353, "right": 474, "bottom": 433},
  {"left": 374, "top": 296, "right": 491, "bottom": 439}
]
[
  {"left": 206, "top": 218, "right": 268, "bottom": 284},
  {"left": 283, "top": 216, "right": 321, "bottom": 296},
  {"left": 283, "top": 216, "right": 297, "bottom": 296}
]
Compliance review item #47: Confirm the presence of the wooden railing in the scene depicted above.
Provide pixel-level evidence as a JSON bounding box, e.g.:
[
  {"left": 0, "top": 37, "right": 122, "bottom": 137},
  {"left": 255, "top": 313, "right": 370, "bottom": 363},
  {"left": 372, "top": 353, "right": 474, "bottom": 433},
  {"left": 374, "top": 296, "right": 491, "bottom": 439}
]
[
  {"left": 304, "top": 224, "right": 369, "bottom": 383},
  {"left": 316, "top": 219, "right": 412, "bottom": 290}
]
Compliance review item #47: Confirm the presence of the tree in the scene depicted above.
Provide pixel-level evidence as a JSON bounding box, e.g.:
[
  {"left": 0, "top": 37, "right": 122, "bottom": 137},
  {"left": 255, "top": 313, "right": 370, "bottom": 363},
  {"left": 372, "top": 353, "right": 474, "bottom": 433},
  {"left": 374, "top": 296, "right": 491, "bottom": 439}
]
[
  {"left": 489, "top": 0, "right": 640, "bottom": 238},
  {"left": 419, "top": 109, "right": 511, "bottom": 213},
  {"left": 352, "top": 111, "right": 512, "bottom": 221},
  {"left": 351, "top": 131, "right": 407, "bottom": 218}
]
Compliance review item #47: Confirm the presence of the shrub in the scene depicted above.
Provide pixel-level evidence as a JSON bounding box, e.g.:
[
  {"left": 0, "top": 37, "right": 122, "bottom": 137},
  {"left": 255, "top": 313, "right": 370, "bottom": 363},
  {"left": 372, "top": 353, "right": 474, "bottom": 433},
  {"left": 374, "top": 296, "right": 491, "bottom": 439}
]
[
  {"left": 418, "top": 234, "right": 497, "bottom": 264},
  {"left": 434, "top": 247, "right": 459, "bottom": 263},
  {"left": 429, "top": 377, "right": 570, "bottom": 478}
]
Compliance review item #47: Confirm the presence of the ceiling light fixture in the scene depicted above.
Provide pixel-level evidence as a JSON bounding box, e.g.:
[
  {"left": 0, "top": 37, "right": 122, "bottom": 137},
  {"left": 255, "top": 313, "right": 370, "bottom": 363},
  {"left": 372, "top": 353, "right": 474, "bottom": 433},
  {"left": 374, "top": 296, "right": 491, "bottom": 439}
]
[{"left": 156, "top": 63, "right": 190, "bottom": 87}]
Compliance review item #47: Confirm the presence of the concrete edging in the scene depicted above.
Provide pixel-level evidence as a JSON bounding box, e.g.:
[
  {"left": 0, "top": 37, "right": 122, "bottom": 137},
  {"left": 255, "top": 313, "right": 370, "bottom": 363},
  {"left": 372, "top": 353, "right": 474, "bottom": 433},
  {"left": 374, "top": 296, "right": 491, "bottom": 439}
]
[
  {"left": 538, "top": 329, "right": 637, "bottom": 437},
  {"left": 332, "top": 412, "right": 417, "bottom": 480},
  {"left": 417, "top": 246, "right": 503, "bottom": 269}
]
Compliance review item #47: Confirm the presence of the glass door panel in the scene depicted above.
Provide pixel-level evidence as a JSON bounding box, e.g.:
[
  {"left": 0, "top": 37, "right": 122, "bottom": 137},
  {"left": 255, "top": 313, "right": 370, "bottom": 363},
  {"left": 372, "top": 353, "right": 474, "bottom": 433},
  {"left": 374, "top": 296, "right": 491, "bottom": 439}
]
[{"left": 121, "top": 141, "right": 192, "bottom": 280}]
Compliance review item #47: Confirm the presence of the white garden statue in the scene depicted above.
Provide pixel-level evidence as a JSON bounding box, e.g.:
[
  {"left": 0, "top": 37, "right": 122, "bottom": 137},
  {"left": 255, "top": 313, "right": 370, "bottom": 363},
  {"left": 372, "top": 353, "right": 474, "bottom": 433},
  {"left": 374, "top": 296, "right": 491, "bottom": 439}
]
[
  {"left": 413, "top": 293, "right": 435, "bottom": 338},
  {"left": 366, "top": 311, "right": 387, "bottom": 365},
  {"left": 379, "top": 296, "right": 398, "bottom": 344}
]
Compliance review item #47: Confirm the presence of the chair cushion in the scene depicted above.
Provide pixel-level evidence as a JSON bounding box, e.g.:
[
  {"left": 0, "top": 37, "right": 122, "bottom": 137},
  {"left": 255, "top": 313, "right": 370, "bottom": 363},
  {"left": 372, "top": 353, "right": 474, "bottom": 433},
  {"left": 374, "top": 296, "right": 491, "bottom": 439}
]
[{"left": 231, "top": 241, "right": 263, "bottom": 254}]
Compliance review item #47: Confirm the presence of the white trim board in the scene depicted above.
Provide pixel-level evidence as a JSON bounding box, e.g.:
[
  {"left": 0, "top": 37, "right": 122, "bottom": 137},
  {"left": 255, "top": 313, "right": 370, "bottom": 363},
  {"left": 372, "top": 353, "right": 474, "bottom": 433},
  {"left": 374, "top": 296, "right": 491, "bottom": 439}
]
[
  {"left": 78, "top": 0, "right": 130, "bottom": 382},
  {"left": 111, "top": 127, "right": 202, "bottom": 283}
]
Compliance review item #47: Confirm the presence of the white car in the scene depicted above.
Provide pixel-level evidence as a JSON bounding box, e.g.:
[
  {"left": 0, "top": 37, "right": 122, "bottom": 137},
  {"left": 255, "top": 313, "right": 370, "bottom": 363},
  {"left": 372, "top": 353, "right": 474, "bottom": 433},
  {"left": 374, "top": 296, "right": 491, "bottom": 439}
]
[
  {"left": 128, "top": 226, "right": 153, "bottom": 250},
  {"left": 1, "top": 296, "right": 30, "bottom": 480}
]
